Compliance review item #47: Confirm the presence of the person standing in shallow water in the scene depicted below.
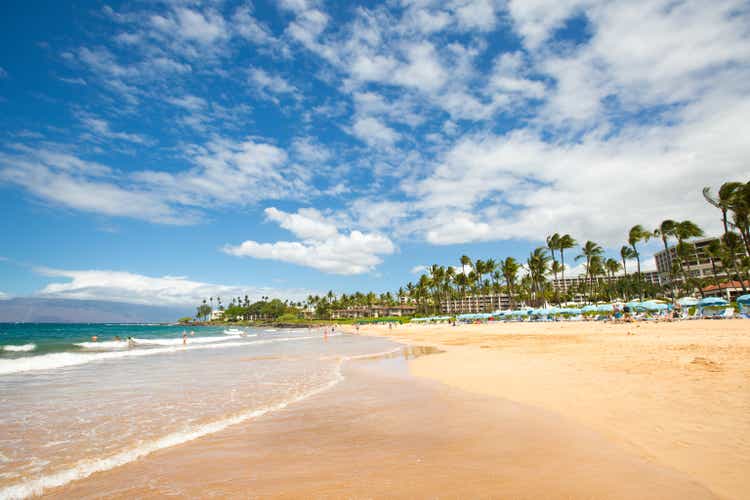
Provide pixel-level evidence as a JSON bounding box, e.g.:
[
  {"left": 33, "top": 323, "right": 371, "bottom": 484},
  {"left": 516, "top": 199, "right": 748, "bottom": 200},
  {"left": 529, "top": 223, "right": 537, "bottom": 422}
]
[{"left": 182, "top": 331, "right": 187, "bottom": 345}]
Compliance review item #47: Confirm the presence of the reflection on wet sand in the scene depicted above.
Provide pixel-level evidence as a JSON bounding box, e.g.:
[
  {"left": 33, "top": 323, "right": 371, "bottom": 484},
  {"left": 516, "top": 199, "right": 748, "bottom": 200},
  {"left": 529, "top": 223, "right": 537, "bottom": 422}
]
[{"left": 49, "top": 343, "right": 715, "bottom": 499}]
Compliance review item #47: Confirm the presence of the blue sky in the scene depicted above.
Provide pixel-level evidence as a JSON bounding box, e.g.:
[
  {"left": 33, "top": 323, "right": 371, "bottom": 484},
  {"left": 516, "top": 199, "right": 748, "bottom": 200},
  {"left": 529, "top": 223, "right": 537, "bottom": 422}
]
[{"left": 0, "top": 0, "right": 748, "bottom": 307}]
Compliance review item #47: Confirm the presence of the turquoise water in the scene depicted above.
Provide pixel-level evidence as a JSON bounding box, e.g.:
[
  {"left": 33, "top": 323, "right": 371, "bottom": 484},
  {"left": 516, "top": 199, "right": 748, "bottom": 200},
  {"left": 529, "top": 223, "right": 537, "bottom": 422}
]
[
  {"left": 0, "top": 323, "right": 228, "bottom": 357},
  {"left": 0, "top": 323, "right": 398, "bottom": 499}
]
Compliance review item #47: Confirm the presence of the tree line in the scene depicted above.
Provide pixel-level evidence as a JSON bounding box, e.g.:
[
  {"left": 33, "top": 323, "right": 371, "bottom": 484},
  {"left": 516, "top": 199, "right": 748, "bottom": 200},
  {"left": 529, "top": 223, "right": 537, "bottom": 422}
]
[{"left": 197, "top": 181, "right": 749, "bottom": 320}]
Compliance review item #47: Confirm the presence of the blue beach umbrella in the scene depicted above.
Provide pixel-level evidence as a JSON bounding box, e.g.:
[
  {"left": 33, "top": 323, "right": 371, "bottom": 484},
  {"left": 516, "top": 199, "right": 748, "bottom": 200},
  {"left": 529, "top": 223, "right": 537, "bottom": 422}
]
[
  {"left": 736, "top": 294, "right": 750, "bottom": 305},
  {"left": 677, "top": 297, "right": 699, "bottom": 306},
  {"left": 698, "top": 297, "right": 729, "bottom": 307},
  {"left": 596, "top": 304, "right": 614, "bottom": 313},
  {"left": 581, "top": 305, "right": 597, "bottom": 313}
]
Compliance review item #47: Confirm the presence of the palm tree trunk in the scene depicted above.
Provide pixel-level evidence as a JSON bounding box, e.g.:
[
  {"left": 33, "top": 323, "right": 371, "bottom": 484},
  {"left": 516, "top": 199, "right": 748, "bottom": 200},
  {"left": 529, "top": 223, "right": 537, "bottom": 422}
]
[
  {"left": 560, "top": 249, "right": 567, "bottom": 300},
  {"left": 636, "top": 252, "right": 643, "bottom": 301}
]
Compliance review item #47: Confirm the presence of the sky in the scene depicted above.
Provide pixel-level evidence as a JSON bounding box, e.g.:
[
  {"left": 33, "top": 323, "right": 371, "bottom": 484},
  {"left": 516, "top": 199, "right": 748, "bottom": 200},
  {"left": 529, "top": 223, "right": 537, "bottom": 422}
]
[{"left": 0, "top": 0, "right": 749, "bottom": 309}]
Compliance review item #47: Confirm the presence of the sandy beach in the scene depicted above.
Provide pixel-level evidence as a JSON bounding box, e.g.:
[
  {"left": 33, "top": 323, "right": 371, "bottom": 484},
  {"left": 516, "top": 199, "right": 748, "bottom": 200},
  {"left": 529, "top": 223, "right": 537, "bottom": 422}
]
[
  {"left": 47, "top": 344, "right": 716, "bottom": 499},
  {"left": 348, "top": 320, "right": 750, "bottom": 499}
]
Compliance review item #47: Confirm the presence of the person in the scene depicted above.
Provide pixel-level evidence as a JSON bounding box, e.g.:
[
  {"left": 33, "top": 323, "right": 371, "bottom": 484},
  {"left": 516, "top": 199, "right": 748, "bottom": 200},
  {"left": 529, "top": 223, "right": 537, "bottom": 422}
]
[
  {"left": 190, "top": 330, "right": 195, "bottom": 336},
  {"left": 114, "top": 335, "right": 121, "bottom": 342},
  {"left": 182, "top": 331, "right": 187, "bottom": 345},
  {"left": 127, "top": 337, "right": 136, "bottom": 348},
  {"left": 623, "top": 304, "right": 634, "bottom": 323},
  {"left": 91, "top": 335, "right": 98, "bottom": 342}
]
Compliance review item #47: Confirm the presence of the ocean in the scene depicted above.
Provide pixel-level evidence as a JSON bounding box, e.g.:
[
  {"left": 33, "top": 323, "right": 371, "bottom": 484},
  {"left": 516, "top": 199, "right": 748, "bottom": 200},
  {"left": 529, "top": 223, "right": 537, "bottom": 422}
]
[{"left": 0, "top": 323, "right": 399, "bottom": 499}]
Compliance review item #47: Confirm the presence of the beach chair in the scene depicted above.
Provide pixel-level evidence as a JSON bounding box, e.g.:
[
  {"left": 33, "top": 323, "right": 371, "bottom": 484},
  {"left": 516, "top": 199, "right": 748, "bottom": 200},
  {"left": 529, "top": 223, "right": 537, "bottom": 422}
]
[{"left": 721, "top": 308, "right": 735, "bottom": 319}]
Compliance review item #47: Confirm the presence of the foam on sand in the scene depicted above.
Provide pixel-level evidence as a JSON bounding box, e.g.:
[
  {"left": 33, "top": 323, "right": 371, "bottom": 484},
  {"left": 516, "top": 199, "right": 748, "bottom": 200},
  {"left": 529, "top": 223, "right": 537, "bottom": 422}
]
[
  {"left": 0, "top": 355, "right": 349, "bottom": 500},
  {"left": 2, "top": 344, "right": 36, "bottom": 352}
]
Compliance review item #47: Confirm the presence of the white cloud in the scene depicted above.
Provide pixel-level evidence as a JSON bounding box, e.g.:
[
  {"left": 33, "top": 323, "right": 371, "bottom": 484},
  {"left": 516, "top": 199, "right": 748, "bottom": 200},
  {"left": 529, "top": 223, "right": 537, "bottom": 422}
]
[
  {"left": 452, "top": 0, "right": 500, "bottom": 32},
  {"left": 351, "top": 116, "right": 399, "bottom": 147},
  {"left": 223, "top": 207, "right": 396, "bottom": 275},
  {"left": 291, "top": 136, "right": 331, "bottom": 164},
  {"left": 248, "top": 68, "right": 299, "bottom": 102},
  {"left": 79, "top": 115, "right": 149, "bottom": 144},
  {"left": 34, "top": 268, "right": 310, "bottom": 306},
  {"left": 0, "top": 137, "right": 306, "bottom": 224},
  {"left": 408, "top": 92, "right": 750, "bottom": 247},
  {"left": 152, "top": 7, "right": 228, "bottom": 46},
  {"left": 166, "top": 94, "right": 207, "bottom": 111},
  {"left": 0, "top": 145, "right": 189, "bottom": 224},
  {"left": 410, "top": 265, "right": 427, "bottom": 274},
  {"left": 0, "top": 291, "right": 9, "bottom": 300}
]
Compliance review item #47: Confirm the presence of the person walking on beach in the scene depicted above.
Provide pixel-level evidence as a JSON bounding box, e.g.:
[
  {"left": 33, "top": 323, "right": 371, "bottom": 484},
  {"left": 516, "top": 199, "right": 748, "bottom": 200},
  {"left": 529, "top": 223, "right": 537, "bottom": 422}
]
[{"left": 182, "top": 331, "right": 187, "bottom": 345}]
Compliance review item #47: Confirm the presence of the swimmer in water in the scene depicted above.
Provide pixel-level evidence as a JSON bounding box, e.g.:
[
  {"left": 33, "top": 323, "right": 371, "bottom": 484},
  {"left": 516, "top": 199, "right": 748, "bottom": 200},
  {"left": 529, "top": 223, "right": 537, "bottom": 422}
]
[
  {"left": 91, "top": 335, "right": 98, "bottom": 342},
  {"left": 190, "top": 330, "right": 195, "bottom": 336},
  {"left": 114, "top": 335, "right": 121, "bottom": 342}
]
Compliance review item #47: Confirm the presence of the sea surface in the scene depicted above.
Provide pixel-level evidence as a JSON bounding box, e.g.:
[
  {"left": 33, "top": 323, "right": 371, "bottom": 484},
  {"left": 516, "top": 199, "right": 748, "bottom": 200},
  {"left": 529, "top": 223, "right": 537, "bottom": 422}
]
[{"left": 0, "top": 323, "right": 399, "bottom": 499}]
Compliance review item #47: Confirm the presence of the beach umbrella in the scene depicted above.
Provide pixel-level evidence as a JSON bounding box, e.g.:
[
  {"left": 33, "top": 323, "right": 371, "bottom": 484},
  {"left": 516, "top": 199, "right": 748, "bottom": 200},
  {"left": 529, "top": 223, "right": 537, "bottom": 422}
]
[
  {"left": 642, "top": 301, "right": 668, "bottom": 311},
  {"left": 596, "top": 304, "right": 614, "bottom": 313},
  {"left": 563, "top": 307, "right": 582, "bottom": 315},
  {"left": 625, "top": 301, "right": 646, "bottom": 312},
  {"left": 677, "top": 297, "right": 699, "bottom": 306},
  {"left": 581, "top": 305, "right": 597, "bottom": 313},
  {"left": 736, "top": 294, "right": 750, "bottom": 305},
  {"left": 698, "top": 297, "right": 729, "bottom": 307}
]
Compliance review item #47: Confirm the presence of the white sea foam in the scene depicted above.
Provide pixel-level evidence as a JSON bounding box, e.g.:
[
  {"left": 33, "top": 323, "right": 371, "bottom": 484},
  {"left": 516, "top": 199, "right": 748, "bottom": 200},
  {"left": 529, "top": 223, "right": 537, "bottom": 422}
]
[
  {"left": 2, "top": 344, "right": 36, "bottom": 352},
  {"left": 73, "top": 341, "right": 129, "bottom": 350},
  {"left": 0, "top": 359, "right": 346, "bottom": 500},
  {"left": 223, "top": 328, "right": 245, "bottom": 335},
  {"left": 0, "top": 335, "right": 327, "bottom": 376}
]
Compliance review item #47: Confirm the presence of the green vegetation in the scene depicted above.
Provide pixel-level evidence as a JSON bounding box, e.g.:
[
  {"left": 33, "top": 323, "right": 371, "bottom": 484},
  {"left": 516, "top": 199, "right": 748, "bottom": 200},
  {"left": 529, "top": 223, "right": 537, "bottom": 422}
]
[{"left": 188, "top": 181, "right": 750, "bottom": 323}]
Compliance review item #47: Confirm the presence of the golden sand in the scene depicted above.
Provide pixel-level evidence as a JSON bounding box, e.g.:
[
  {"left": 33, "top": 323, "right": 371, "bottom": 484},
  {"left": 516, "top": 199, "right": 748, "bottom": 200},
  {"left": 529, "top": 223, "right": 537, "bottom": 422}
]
[
  {"left": 350, "top": 320, "right": 750, "bottom": 499},
  {"left": 48, "top": 347, "right": 714, "bottom": 499}
]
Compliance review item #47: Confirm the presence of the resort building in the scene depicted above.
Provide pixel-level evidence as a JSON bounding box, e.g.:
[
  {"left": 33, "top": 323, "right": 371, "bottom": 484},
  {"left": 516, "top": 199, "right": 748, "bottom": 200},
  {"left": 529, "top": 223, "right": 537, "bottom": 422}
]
[
  {"left": 330, "top": 304, "right": 417, "bottom": 319},
  {"left": 439, "top": 294, "right": 511, "bottom": 314},
  {"left": 550, "top": 271, "right": 661, "bottom": 292},
  {"left": 210, "top": 309, "right": 224, "bottom": 320},
  {"left": 654, "top": 236, "right": 728, "bottom": 284},
  {"left": 701, "top": 280, "right": 750, "bottom": 301}
]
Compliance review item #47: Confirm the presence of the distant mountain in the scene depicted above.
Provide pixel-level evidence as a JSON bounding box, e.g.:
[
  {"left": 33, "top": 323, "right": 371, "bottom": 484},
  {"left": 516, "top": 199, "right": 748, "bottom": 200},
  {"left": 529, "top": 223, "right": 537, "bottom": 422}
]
[{"left": 0, "top": 298, "right": 191, "bottom": 323}]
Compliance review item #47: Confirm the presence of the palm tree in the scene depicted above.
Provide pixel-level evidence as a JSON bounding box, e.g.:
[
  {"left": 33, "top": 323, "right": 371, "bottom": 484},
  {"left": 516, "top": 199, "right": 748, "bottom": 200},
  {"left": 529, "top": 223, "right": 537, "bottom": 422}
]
[
  {"left": 500, "top": 257, "right": 521, "bottom": 309},
  {"left": 460, "top": 255, "right": 472, "bottom": 277},
  {"left": 576, "top": 240, "right": 604, "bottom": 302},
  {"left": 557, "top": 234, "right": 577, "bottom": 298},
  {"left": 550, "top": 260, "right": 563, "bottom": 303},
  {"left": 673, "top": 220, "right": 704, "bottom": 290},
  {"left": 704, "top": 182, "right": 747, "bottom": 291},
  {"left": 546, "top": 233, "right": 561, "bottom": 277},
  {"left": 605, "top": 258, "right": 621, "bottom": 301},
  {"left": 705, "top": 239, "right": 725, "bottom": 293},
  {"left": 654, "top": 220, "right": 677, "bottom": 300},
  {"left": 628, "top": 225, "right": 651, "bottom": 301},
  {"left": 526, "top": 248, "right": 550, "bottom": 306}
]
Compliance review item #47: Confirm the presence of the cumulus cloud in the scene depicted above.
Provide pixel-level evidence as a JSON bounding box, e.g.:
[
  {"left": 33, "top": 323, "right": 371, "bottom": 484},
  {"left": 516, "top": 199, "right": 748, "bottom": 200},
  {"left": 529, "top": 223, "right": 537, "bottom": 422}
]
[
  {"left": 223, "top": 207, "right": 396, "bottom": 274},
  {"left": 0, "top": 137, "right": 304, "bottom": 224},
  {"left": 351, "top": 116, "right": 399, "bottom": 147},
  {"left": 34, "top": 268, "right": 310, "bottom": 306}
]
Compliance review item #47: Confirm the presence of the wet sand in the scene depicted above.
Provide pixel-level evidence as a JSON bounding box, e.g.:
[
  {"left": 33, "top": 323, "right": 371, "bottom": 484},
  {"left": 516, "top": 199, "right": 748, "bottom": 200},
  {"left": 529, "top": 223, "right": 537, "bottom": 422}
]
[
  {"left": 351, "top": 320, "right": 750, "bottom": 499},
  {"left": 48, "top": 345, "right": 714, "bottom": 499}
]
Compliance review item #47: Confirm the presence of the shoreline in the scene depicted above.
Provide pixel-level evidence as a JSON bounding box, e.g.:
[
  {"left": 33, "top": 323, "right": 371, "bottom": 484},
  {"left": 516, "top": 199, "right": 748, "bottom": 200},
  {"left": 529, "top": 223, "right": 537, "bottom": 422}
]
[
  {"left": 46, "top": 341, "right": 714, "bottom": 499},
  {"left": 344, "top": 320, "right": 750, "bottom": 499}
]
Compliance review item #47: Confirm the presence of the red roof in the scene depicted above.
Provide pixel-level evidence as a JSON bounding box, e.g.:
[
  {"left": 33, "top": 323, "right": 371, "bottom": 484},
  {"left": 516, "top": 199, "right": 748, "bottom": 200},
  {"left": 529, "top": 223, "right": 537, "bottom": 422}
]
[{"left": 702, "top": 280, "right": 750, "bottom": 292}]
